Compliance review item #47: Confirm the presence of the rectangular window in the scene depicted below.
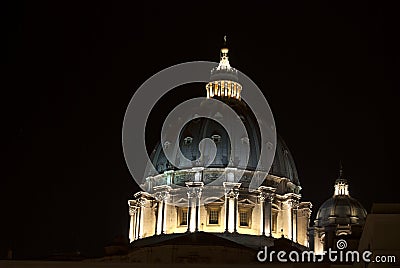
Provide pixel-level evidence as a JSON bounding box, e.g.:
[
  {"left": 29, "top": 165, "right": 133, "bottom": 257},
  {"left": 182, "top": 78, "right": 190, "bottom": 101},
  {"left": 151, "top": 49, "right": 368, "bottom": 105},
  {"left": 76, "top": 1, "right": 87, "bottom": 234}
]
[
  {"left": 209, "top": 209, "right": 219, "bottom": 224},
  {"left": 180, "top": 209, "right": 188, "bottom": 226},
  {"left": 239, "top": 210, "right": 249, "bottom": 227}
]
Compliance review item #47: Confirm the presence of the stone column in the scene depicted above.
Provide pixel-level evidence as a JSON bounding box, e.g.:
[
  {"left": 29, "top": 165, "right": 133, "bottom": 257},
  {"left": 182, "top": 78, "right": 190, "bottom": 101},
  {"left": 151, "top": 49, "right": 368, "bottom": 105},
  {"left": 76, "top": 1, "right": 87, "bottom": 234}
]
[
  {"left": 290, "top": 205, "right": 294, "bottom": 241},
  {"left": 287, "top": 201, "right": 293, "bottom": 240},
  {"left": 188, "top": 189, "right": 195, "bottom": 232},
  {"left": 266, "top": 195, "right": 274, "bottom": 236},
  {"left": 258, "top": 186, "right": 276, "bottom": 236},
  {"left": 134, "top": 206, "right": 139, "bottom": 239},
  {"left": 155, "top": 200, "right": 162, "bottom": 235},
  {"left": 293, "top": 202, "right": 299, "bottom": 243},
  {"left": 233, "top": 189, "right": 239, "bottom": 233},
  {"left": 186, "top": 182, "right": 204, "bottom": 233},
  {"left": 153, "top": 185, "right": 172, "bottom": 235},
  {"left": 194, "top": 187, "right": 202, "bottom": 232},
  {"left": 223, "top": 182, "right": 241, "bottom": 233},
  {"left": 224, "top": 189, "right": 230, "bottom": 233},
  {"left": 131, "top": 192, "right": 152, "bottom": 240},
  {"left": 286, "top": 197, "right": 299, "bottom": 242},
  {"left": 259, "top": 194, "right": 265, "bottom": 235},
  {"left": 229, "top": 197, "right": 235, "bottom": 232},
  {"left": 137, "top": 199, "right": 146, "bottom": 239},
  {"left": 128, "top": 206, "right": 137, "bottom": 242},
  {"left": 162, "top": 200, "right": 166, "bottom": 234}
]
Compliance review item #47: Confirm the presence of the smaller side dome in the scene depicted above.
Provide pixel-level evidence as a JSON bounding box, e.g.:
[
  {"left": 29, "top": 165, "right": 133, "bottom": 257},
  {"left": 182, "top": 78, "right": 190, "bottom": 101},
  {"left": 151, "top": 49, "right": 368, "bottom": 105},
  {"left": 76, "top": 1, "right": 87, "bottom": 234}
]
[
  {"left": 315, "top": 168, "right": 367, "bottom": 227},
  {"left": 315, "top": 196, "right": 367, "bottom": 226}
]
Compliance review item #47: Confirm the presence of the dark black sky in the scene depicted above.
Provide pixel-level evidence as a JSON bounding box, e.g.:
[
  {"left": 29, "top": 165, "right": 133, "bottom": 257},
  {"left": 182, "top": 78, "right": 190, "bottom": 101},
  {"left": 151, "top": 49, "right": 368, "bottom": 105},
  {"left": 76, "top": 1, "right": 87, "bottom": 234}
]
[{"left": 2, "top": 0, "right": 398, "bottom": 259}]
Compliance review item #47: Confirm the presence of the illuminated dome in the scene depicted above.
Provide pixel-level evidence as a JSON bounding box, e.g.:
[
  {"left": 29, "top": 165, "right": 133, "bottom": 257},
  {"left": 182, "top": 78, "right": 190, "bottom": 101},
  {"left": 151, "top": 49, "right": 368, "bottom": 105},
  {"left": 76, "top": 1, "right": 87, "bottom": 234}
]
[
  {"left": 315, "top": 169, "right": 367, "bottom": 227},
  {"left": 315, "top": 196, "right": 367, "bottom": 226},
  {"left": 149, "top": 107, "right": 300, "bottom": 185},
  {"left": 148, "top": 42, "right": 299, "bottom": 186},
  {"left": 127, "top": 41, "right": 312, "bottom": 251},
  {"left": 312, "top": 168, "right": 367, "bottom": 253}
]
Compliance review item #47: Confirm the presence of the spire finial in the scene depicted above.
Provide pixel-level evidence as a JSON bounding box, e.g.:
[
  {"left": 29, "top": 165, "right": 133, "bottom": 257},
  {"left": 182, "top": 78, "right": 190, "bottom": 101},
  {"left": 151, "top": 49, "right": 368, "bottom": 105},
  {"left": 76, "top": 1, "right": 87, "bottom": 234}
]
[
  {"left": 334, "top": 161, "right": 349, "bottom": 196},
  {"left": 219, "top": 36, "right": 230, "bottom": 66}
]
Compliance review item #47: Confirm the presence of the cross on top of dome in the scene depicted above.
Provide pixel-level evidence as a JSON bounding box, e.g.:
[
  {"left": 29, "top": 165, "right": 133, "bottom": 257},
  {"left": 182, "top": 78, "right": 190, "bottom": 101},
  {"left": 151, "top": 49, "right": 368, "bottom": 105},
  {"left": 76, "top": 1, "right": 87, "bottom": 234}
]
[{"left": 216, "top": 36, "right": 231, "bottom": 70}]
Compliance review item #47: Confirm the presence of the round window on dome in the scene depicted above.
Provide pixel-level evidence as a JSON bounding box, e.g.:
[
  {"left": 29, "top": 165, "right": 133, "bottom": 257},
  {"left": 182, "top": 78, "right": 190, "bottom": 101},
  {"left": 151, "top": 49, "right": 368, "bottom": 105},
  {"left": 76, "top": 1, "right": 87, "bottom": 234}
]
[
  {"left": 183, "top": 136, "right": 193, "bottom": 145},
  {"left": 211, "top": 134, "right": 221, "bottom": 143}
]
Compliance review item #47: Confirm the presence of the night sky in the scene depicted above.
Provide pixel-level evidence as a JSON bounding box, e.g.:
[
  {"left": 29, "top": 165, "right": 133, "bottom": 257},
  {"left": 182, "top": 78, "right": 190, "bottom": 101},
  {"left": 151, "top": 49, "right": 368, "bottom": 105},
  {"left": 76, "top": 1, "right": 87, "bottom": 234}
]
[{"left": 2, "top": 0, "right": 398, "bottom": 259}]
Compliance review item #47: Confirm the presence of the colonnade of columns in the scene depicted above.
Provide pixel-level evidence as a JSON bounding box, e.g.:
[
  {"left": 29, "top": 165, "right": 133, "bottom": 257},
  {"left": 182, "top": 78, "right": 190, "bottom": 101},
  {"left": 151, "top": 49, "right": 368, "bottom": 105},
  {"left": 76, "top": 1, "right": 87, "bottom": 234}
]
[
  {"left": 128, "top": 186, "right": 303, "bottom": 244},
  {"left": 128, "top": 197, "right": 146, "bottom": 242}
]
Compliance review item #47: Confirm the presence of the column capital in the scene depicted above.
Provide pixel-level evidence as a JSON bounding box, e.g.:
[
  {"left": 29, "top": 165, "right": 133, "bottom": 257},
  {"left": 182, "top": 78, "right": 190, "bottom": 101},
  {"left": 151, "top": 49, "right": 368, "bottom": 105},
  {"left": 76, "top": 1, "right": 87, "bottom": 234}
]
[
  {"left": 282, "top": 192, "right": 301, "bottom": 201},
  {"left": 286, "top": 198, "right": 300, "bottom": 208},
  {"left": 298, "top": 201, "right": 313, "bottom": 209},
  {"left": 257, "top": 186, "right": 276, "bottom": 193},
  {"left": 129, "top": 206, "right": 138, "bottom": 216},
  {"left": 223, "top": 182, "right": 241, "bottom": 188},
  {"left": 153, "top": 185, "right": 172, "bottom": 201},
  {"left": 128, "top": 199, "right": 145, "bottom": 208},
  {"left": 185, "top": 182, "right": 204, "bottom": 198},
  {"left": 137, "top": 198, "right": 146, "bottom": 207},
  {"left": 134, "top": 191, "right": 153, "bottom": 200},
  {"left": 128, "top": 199, "right": 137, "bottom": 207},
  {"left": 258, "top": 186, "right": 276, "bottom": 202},
  {"left": 226, "top": 189, "right": 239, "bottom": 199},
  {"left": 223, "top": 182, "right": 241, "bottom": 198}
]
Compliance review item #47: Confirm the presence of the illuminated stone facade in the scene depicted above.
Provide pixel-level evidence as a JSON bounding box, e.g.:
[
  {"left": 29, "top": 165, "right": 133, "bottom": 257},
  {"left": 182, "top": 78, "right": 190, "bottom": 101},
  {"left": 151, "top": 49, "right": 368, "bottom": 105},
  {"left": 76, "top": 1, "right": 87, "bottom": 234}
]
[{"left": 129, "top": 170, "right": 312, "bottom": 246}]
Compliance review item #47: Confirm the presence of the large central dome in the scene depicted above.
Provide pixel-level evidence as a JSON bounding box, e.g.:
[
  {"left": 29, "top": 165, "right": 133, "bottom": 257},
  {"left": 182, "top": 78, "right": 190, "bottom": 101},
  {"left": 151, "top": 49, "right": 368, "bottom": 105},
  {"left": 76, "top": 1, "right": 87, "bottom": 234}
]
[
  {"left": 149, "top": 98, "right": 300, "bottom": 185},
  {"left": 127, "top": 42, "right": 312, "bottom": 251},
  {"left": 149, "top": 44, "right": 299, "bottom": 186}
]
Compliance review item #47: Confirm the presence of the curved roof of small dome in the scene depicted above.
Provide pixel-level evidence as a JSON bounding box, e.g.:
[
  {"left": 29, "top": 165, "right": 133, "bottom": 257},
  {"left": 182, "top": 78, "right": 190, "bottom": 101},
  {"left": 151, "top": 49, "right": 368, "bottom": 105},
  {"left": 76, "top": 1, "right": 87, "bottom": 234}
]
[
  {"left": 315, "top": 195, "right": 367, "bottom": 226},
  {"left": 149, "top": 100, "right": 300, "bottom": 185}
]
